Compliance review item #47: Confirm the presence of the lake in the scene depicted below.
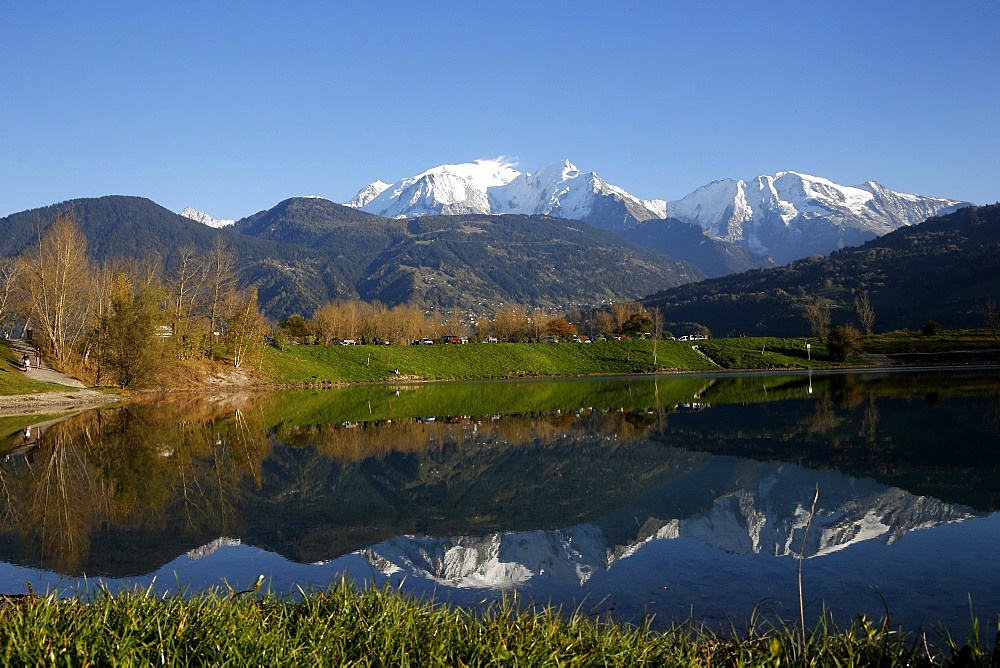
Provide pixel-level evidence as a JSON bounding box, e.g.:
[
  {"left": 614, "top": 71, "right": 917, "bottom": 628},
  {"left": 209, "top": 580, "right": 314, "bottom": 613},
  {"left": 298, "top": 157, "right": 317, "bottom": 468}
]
[{"left": 1, "top": 368, "right": 998, "bottom": 642}]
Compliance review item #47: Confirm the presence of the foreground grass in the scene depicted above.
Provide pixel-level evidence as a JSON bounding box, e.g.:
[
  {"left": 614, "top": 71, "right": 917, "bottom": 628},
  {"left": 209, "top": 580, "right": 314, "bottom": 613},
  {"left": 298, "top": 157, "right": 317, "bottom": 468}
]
[{"left": 1, "top": 583, "right": 995, "bottom": 666}]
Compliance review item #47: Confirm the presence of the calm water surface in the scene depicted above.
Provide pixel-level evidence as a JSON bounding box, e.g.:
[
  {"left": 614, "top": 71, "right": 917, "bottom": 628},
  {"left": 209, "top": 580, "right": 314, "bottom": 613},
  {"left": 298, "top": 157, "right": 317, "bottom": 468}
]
[{"left": 1, "top": 368, "right": 998, "bottom": 641}]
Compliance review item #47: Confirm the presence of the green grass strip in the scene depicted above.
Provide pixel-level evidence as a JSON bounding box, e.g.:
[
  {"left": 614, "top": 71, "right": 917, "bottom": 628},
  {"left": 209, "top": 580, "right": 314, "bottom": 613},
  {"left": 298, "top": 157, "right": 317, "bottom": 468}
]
[{"left": 0, "top": 581, "right": 993, "bottom": 666}]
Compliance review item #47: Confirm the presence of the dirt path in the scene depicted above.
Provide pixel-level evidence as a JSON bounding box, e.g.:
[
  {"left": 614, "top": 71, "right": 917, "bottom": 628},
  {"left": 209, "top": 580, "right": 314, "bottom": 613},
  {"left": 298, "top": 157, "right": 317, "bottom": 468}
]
[{"left": 0, "top": 340, "right": 122, "bottom": 416}]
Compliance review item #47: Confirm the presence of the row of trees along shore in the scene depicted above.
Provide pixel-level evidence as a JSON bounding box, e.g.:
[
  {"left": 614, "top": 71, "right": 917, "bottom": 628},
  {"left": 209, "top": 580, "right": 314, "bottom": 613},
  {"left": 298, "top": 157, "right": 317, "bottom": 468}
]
[
  {"left": 0, "top": 215, "right": 267, "bottom": 388},
  {"left": 280, "top": 299, "right": 665, "bottom": 347}
]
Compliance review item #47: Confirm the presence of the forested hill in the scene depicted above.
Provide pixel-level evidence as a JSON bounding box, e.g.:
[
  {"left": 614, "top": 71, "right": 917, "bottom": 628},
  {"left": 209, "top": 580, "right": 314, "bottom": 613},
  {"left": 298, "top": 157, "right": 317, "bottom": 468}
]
[
  {"left": 0, "top": 196, "right": 349, "bottom": 318},
  {"left": 0, "top": 196, "right": 231, "bottom": 259},
  {"left": 1, "top": 195, "right": 706, "bottom": 319},
  {"left": 232, "top": 198, "right": 706, "bottom": 310},
  {"left": 347, "top": 213, "right": 704, "bottom": 309},
  {"left": 642, "top": 203, "right": 1000, "bottom": 337}
]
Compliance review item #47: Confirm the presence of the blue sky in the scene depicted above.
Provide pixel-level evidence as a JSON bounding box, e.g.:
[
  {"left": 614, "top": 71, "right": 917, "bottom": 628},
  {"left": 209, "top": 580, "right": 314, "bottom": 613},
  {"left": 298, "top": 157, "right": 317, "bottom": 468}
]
[{"left": 3, "top": 1, "right": 998, "bottom": 220}]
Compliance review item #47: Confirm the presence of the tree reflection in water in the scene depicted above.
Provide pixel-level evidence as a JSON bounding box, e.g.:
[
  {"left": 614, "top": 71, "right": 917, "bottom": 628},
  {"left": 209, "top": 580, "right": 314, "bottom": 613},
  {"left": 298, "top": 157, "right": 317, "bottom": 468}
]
[
  {"left": 0, "top": 369, "right": 997, "bottom": 579},
  {"left": 0, "top": 397, "right": 271, "bottom": 574}
]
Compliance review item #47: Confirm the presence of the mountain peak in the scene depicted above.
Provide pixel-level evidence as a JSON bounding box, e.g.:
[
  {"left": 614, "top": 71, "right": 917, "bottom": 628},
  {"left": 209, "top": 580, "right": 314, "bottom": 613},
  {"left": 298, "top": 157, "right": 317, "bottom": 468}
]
[
  {"left": 415, "top": 157, "right": 520, "bottom": 189},
  {"left": 350, "top": 158, "right": 664, "bottom": 231},
  {"left": 528, "top": 159, "right": 581, "bottom": 183},
  {"left": 347, "top": 180, "right": 392, "bottom": 209},
  {"left": 181, "top": 207, "right": 235, "bottom": 228},
  {"left": 668, "top": 171, "right": 966, "bottom": 262}
]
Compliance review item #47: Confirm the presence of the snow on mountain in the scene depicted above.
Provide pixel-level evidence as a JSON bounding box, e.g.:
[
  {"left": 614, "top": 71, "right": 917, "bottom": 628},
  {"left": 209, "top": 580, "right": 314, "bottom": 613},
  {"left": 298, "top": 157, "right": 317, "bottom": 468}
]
[
  {"left": 345, "top": 162, "right": 967, "bottom": 264},
  {"left": 489, "top": 159, "right": 665, "bottom": 228},
  {"left": 363, "top": 525, "right": 610, "bottom": 589},
  {"left": 346, "top": 158, "right": 665, "bottom": 230},
  {"left": 181, "top": 207, "right": 235, "bottom": 228},
  {"left": 668, "top": 171, "right": 967, "bottom": 263},
  {"left": 346, "top": 180, "right": 393, "bottom": 209},
  {"left": 186, "top": 537, "right": 241, "bottom": 561},
  {"left": 350, "top": 158, "right": 521, "bottom": 218},
  {"left": 357, "top": 463, "right": 979, "bottom": 591}
]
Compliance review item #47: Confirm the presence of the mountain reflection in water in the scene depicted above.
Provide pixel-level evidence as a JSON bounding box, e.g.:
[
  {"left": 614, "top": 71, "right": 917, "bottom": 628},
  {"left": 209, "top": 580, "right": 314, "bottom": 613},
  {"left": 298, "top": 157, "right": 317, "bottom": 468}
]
[{"left": 0, "top": 369, "right": 998, "bottom": 637}]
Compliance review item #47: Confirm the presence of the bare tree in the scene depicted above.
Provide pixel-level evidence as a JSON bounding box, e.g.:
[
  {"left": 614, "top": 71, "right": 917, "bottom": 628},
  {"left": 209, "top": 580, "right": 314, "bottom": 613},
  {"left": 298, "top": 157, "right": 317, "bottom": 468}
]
[
  {"left": 528, "top": 307, "right": 547, "bottom": 341},
  {"left": 651, "top": 307, "right": 664, "bottom": 366},
  {"left": 18, "top": 215, "right": 93, "bottom": 367},
  {"left": 227, "top": 288, "right": 268, "bottom": 368},
  {"left": 444, "top": 306, "right": 470, "bottom": 338},
  {"left": 978, "top": 296, "right": 999, "bottom": 345},
  {"left": 854, "top": 290, "right": 876, "bottom": 336},
  {"left": 201, "top": 238, "right": 239, "bottom": 358},
  {"left": 358, "top": 301, "right": 389, "bottom": 342},
  {"left": 0, "top": 257, "right": 22, "bottom": 338},
  {"left": 611, "top": 301, "right": 644, "bottom": 334},
  {"left": 801, "top": 296, "right": 833, "bottom": 341},
  {"left": 398, "top": 303, "right": 426, "bottom": 344},
  {"left": 311, "top": 302, "right": 337, "bottom": 344},
  {"left": 312, "top": 300, "right": 361, "bottom": 343},
  {"left": 493, "top": 305, "right": 527, "bottom": 341},
  {"left": 168, "top": 245, "right": 206, "bottom": 358},
  {"left": 594, "top": 310, "right": 615, "bottom": 339},
  {"left": 424, "top": 310, "right": 446, "bottom": 340}
]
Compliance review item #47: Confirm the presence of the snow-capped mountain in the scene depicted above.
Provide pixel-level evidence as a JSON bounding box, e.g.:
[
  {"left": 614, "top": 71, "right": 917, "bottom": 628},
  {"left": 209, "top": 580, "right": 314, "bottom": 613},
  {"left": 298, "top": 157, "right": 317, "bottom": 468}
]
[
  {"left": 347, "top": 180, "right": 392, "bottom": 209},
  {"left": 181, "top": 207, "right": 235, "bottom": 228},
  {"left": 347, "top": 158, "right": 666, "bottom": 232},
  {"left": 668, "top": 172, "right": 966, "bottom": 263},
  {"left": 489, "top": 159, "right": 667, "bottom": 224},
  {"left": 348, "top": 158, "right": 521, "bottom": 218},
  {"left": 178, "top": 162, "right": 968, "bottom": 268},
  {"left": 346, "top": 161, "right": 967, "bottom": 264}
]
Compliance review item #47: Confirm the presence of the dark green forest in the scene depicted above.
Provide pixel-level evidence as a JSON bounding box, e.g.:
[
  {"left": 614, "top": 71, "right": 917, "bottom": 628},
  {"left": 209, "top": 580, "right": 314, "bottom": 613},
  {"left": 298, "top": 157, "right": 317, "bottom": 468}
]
[{"left": 643, "top": 203, "right": 1000, "bottom": 336}]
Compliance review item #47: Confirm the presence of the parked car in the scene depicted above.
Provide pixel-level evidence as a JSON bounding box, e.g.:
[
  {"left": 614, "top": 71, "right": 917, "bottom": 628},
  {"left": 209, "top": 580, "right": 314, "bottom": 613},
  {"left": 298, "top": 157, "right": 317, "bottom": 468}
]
[{"left": 420, "top": 338, "right": 435, "bottom": 345}]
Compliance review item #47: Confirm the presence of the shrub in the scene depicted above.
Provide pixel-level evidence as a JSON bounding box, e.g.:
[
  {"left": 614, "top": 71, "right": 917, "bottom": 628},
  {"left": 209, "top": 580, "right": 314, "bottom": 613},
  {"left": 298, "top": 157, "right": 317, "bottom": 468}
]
[
  {"left": 827, "top": 325, "right": 862, "bottom": 361},
  {"left": 921, "top": 320, "right": 943, "bottom": 336}
]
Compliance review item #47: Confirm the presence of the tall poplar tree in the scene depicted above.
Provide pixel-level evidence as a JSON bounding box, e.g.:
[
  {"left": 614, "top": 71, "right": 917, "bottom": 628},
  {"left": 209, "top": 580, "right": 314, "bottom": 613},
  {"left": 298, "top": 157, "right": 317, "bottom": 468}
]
[{"left": 19, "top": 215, "right": 93, "bottom": 367}]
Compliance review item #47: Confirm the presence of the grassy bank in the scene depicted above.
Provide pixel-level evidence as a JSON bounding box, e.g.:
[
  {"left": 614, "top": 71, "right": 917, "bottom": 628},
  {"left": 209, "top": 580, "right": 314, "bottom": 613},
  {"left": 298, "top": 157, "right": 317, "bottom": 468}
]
[
  {"left": 2, "top": 330, "right": 996, "bottom": 397},
  {"left": 262, "top": 339, "right": 737, "bottom": 385},
  {"left": 1, "top": 583, "right": 994, "bottom": 666},
  {"left": 260, "top": 330, "right": 1000, "bottom": 386}
]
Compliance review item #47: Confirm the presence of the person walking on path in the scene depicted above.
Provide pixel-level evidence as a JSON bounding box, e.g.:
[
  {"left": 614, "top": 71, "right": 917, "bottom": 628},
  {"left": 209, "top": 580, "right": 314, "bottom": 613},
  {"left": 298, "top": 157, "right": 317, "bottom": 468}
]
[{"left": 21, "top": 354, "right": 30, "bottom": 372}]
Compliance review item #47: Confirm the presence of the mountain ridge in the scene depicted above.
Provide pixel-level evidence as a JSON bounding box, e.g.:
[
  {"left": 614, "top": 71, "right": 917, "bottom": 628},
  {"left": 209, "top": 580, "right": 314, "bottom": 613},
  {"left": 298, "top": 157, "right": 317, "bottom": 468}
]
[
  {"left": 345, "top": 159, "right": 967, "bottom": 263},
  {"left": 669, "top": 171, "right": 966, "bottom": 263}
]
